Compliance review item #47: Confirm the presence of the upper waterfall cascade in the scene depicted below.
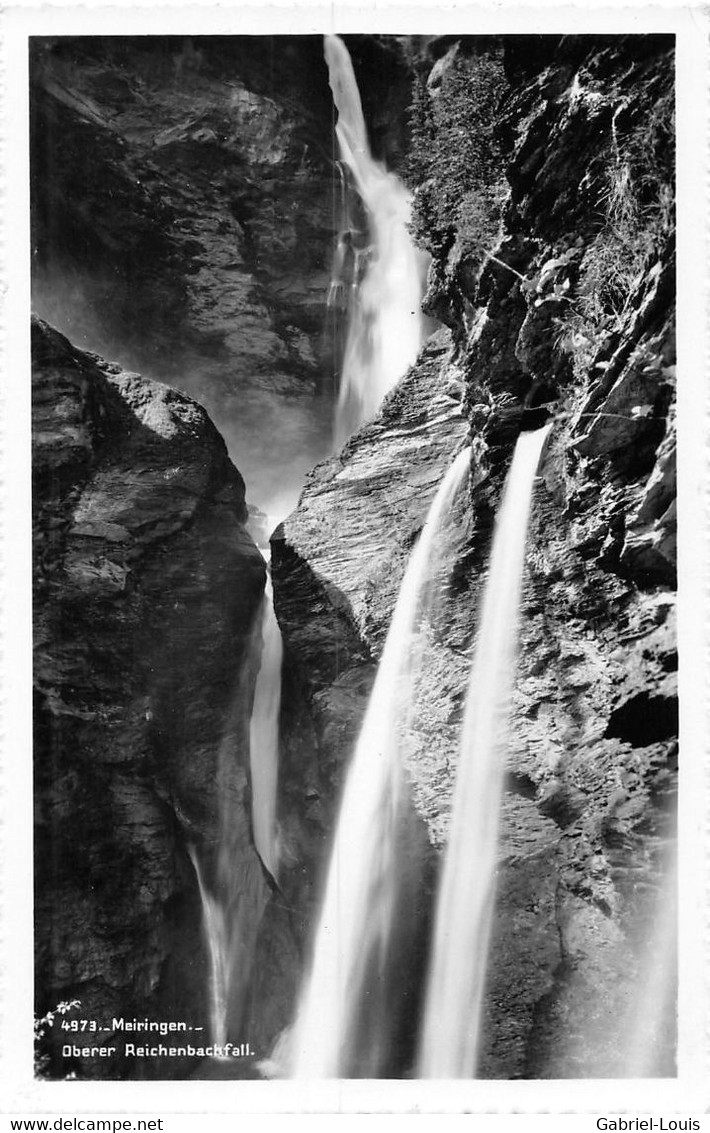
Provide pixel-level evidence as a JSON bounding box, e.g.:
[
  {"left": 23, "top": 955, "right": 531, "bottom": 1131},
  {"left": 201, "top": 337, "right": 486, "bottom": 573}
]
[{"left": 324, "top": 34, "right": 429, "bottom": 447}]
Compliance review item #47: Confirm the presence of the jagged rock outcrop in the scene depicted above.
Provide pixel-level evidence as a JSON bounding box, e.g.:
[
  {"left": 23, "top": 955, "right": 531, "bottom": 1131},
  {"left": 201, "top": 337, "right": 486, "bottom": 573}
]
[
  {"left": 271, "top": 329, "right": 469, "bottom": 927},
  {"left": 271, "top": 34, "right": 676, "bottom": 1078},
  {"left": 32, "top": 317, "right": 280, "bottom": 1078}
]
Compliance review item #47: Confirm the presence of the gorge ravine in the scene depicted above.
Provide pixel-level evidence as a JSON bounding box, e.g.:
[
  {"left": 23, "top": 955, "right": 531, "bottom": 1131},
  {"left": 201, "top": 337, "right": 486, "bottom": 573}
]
[{"left": 31, "top": 33, "right": 677, "bottom": 1080}]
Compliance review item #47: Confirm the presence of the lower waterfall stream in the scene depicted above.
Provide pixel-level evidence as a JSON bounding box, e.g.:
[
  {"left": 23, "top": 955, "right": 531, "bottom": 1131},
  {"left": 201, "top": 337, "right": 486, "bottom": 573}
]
[
  {"left": 190, "top": 32, "right": 427, "bottom": 1060},
  {"left": 288, "top": 447, "right": 473, "bottom": 1078},
  {"left": 417, "top": 424, "right": 551, "bottom": 1077},
  {"left": 190, "top": 525, "right": 283, "bottom": 1053},
  {"left": 248, "top": 562, "right": 283, "bottom": 884}
]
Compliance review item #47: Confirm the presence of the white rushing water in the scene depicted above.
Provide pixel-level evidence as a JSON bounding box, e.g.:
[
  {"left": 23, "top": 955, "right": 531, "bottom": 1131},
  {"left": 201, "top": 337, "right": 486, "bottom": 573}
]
[
  {"left": 324, "top": 34, "right": 429, "bottom": 448},
  {"left": 188, "top": 846, "right": 232, "bottom": 1048},
  {"left": 190, "top": 521, "right": 283, "bottom": 1052},
  {"left": 418, "top": 425, "right": 551, "bottom": 1078},
  {"left": 249, "top": 566, "right": 283, "bottom": 881},
  {"left": 621, "top": 849, "right": 677, "bottom": 1077},
  {"left": 190, "top": 823, "right": 269, "bottom": 1053},
  {"left": 289, "top": 447, "right": 472, "bottom": 1078}
]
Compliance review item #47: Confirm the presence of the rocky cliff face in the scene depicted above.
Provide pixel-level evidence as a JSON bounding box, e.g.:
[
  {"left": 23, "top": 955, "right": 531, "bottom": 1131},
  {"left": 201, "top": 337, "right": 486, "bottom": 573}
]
[
  {"left": 30, "top": 35, "right": 412, "bottom": 513},
  {"left": 31, "top": 37, "right": 333, "bottom": 387},
  {"left": 32, "top": 32, "right": 677, "bottom": 1082},
  {"left": 272, "top": 34, "right": 676, "bottom": 1077},
  {"left": 32, "top": 316, "right": 282, "bottom": 1078}
]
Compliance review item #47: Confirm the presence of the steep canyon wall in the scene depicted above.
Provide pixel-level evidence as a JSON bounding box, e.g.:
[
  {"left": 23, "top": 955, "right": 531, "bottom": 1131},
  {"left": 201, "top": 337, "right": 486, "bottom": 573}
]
[
  {"left": 32, "top": 317, "right": 271, "bottom": 1077},
  {"left": 273, "top": 33, "right": 677, "bottom": 1078},
  {"left": 32, "top": 34, "right": 676, "bottom": 1080}
]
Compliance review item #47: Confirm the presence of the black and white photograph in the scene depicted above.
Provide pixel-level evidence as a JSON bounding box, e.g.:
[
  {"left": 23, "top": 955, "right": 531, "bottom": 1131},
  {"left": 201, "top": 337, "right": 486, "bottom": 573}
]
[{"left": 2, "top": 0, "right": 708, "bottom": 1119}]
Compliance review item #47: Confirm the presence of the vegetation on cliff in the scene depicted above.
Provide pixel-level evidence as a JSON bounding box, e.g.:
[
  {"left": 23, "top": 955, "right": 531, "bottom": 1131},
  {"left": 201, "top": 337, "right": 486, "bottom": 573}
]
[{"left": 405, "top": 42, "right": 508, "bottom": 268}]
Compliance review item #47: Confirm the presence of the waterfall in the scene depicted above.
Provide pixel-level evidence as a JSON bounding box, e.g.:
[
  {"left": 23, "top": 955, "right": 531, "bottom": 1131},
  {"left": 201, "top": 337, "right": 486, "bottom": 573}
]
[
  {"left": 189, "top": 814, "right": 269, "bottom": 1053},
  {"left": 288, "top": 447, "right": 472, "bottom": 1078},
  {"left": 418, "top": 424, "right": 551, "bottom": 1078},
  {"left": 249, "top": 566, "right": 283, "bottom": 880},
  {"left": 190, "top": 521, "right": 283, "bottom": 1053},
  {"left": 188, "top": 846, "right": 232, "bottom": 1049},
  {"left": 324, "top": 35, "right": 429, "bottom": 447},
  {"left": 621, "top": 848, "right": 677, "bottom": 1077}
]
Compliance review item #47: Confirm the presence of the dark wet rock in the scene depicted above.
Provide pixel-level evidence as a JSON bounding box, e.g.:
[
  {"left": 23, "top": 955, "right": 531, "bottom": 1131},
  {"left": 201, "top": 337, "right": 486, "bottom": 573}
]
[
  {"left": 32, "top": 317, "right": 277, "bottom": 1077},
  {"left": 30, "top": 38, "right": 336, "bottom": 388},
  {"left": 30, "top": 36, "right": 342, "bottom": 515}
]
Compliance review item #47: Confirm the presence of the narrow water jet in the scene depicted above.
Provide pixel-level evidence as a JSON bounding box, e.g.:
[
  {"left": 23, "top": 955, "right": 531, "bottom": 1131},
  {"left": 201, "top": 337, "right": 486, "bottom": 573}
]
[
  {"left": 249, "top": 562, "right": 283, "bottom": 881},
  {"left": 288, "top": 446, "right": 472, "bottom": 1078},
  {"left": 190, "top": 523, "right": 283, "bottom": 1051},
  {"left": 324, "top": 34, "right": 429, "bottom": 447},
  {"left": 189, "top": 821, "right": 269, "bottom": 1053},
  {"left": 418, "top": 424, "right": 551, "bottom": 1078},
  {"left": 188, "top": 845, "right": 231, "bottom": 1049}
]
